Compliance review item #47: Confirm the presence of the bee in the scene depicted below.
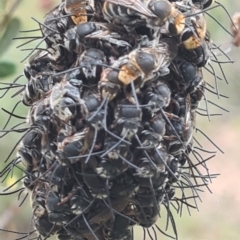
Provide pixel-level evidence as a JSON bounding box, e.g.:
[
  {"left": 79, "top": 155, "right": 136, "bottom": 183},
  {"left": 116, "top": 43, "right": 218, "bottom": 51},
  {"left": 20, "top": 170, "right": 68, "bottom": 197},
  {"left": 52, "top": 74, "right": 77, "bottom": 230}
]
[
  {"left": 49, "top": 78, "right": 83, "bottom": 123},
  {"left": 57, "top": 128, "right": 91, "bottom": 165},
  {"left": 48, "top": 44, "right": 77, "bottom": 71},
  {"left": 75, "top": 48, "right": 107, "bottom": 83},
  {"left": 65, "top": 0, "right": 95, "bottom": 25},
  {"left": 102, "top": 0, "right": 185, "bottom": 35},
  {"left": 178, "top": 60, "right": 204, "bottom": 94},
  {"left": 41, "top": 1, "right": 94, "bottom": 47},
  {"left": 143, "top": 80, "right": 171, "bottom": 116},
  {"left": 190, "top": 0, "right": 215, "bottom": 9},
  {"left": 45, "top": 189, "right": 72, "bottom": 225},
  {"left": 180, "top": 6, "right": 207, "bottom": 49},
  {"left": 65, "top": 22, "right": 133, "bottom": 57},
  {"left": 22, "top": 73, "right": 53, "bottom": 106},
  {"left": 99, "top": 38, "right": 178, "bottom": 100},
  {"left": 166, "top": 94, "right": 194, "bottom": 155},
  {"left": 31, "top": 182, "right": 60, "bottom": 238},
  {"left": 17, "top": 128, "right": 44, "bottom": 172},
  {"left": 102, "top": 215, "right": 133, "bottom": 240},
  {"left": 113, "top": 99, "right": 142, "bottom": 141},
  {"left": 41, "top": 3, "right": 69, "bottom": 47},
  {"left": 178, "top": 38, "right": 210, "bottom": 67},
  {"left": 139, "top": 114, "right": 166, "bottom": 149},
  {"left": 24, "top": 50, "right": 52, "bottom": 79}
]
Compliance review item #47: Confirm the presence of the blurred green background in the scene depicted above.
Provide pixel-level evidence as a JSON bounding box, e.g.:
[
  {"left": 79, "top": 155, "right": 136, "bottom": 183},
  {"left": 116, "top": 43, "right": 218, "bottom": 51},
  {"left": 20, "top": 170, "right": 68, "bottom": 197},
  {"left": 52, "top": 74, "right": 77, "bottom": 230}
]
[{"left": 0, "top": 0, "right": 240, "bottom": 239}]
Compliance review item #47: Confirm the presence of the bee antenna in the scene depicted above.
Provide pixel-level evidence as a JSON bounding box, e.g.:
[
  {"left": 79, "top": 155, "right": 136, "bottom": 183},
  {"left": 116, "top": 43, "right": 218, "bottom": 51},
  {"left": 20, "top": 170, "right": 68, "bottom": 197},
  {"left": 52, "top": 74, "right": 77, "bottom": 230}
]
[
  {"left": 21, "top": 48, "right": 52, "bottom": 55},
  {"left": 119, "top": 154, "right": 141, "bottom": 170},
  {"left": 105, "top": 179, "right": 115, "bottom": 220},
  {"left": 207, "top": 100, "right": 229, "bottom": 112},
  {"left": 215, "top": 1, "right": 238, "bottom": 31},
  {"left": 17, "top": 38, "right": 42, "bottom": 49},
  {"left": 84, "top": 127, "right": 98, "bottom": 164},
  {"left": 103, "top": 199, "right": 137, "bottom": 224},
  {"left": 146, "top": 228, "right": 155, "bottom": 240},
  {"left": 12, "top": 36, "right": 42, "bottom": 41},
  {"left": 193, "top": 146, "right": 217, "bottom": 154},
  {"left": 196, "top": 111, "right": 222, "bottom": 117},
  {"left": 191, "top": 150, "right": 213, "bottom": 184},
  {"left": 3, "top": 175, "right": 25, "bottom": 193},
  {"left": 0, "top": 74, "right": 23, "bottom": 99},
  {"left": 3, "top": 129, "right": 31, "bottom": 163},
  {"left": 160, "top": 109, "right": 184, "bottom": 146},
  {"left": 1, "top": 107, "right": 26, "bottom": 120},
  {"left": 211, "top": 43, "right": 232, "bottom": 61},
  {"left": 20, "top": 35, "right": 50, "bottom": 63},
  {"left": 41, "top": 224, "right": 57, "bottom": 240},
  {"left": 100, "top": 132, "right": 128, "bottom": 158},
  {"left": 17, "top": 188, "right": 29, "bottom": 206},
  {"left": 154, "top": 224, "right": 176, "bottom": 239},
  {"left": 11, "top": 87, "right": 25, "bottom": 98},
  {"left": 155, "top": 149, "right": 178, "bottom": 181},
  {"left": 210, "top": 51, "right": 229, "bottom": 84},
  {"left": 130, "top": 80, "right": 139, "bottom": 110},
  {"left": 0, "top": 157, "right": 21, "bottom": 178},
  {"left": 197, "top": 87, "right": 211, "bottom": 121},
  {"left": 151, "top": 225, "right": 158, "bottom": 240},
  {"left": 204, "top": 66, "right": 223, "bottom": 81},
  {"left": 134, "top": 134, "right": 158, "bottom": 170},
  {"left": 64, "top": 200, "right": 95, "bottom": 228},
  {"left": 204, "top": 11, "right": 234, "bottom": 37},
  {"left": 102, "top": 96, "right": 131, "bottom": 145},
  {"left": 31, "top": 17, "right": 61, "bottom": 36},
  {"left": 180, "top": 172, "right": 202, "bottom": 201},
  {"left": 162, "top": 202, "right": 178, "bottom": 240},
  {"left": 211, "top": 59, "right": 234, "bottom": 64},
  {"left": 0, "top": 187, "right": 25, "bottom": 196},
  {"left": 19, "top": 28, "right": 41, "bottom": 33},
  {"left": 1, "top": 101, "right": 22, "bottom": 130},
  {"left": 0, "top": 85, "right": 23, "bottom": 90},
  {"left": 82, "top": 214, "right": 99, "bottom": 240},
  {"left": 207, "top": 63, "right": 220, "bottom": 99},
  {"left": 203, "top": 84, "right": 228, "bottom": 98}
]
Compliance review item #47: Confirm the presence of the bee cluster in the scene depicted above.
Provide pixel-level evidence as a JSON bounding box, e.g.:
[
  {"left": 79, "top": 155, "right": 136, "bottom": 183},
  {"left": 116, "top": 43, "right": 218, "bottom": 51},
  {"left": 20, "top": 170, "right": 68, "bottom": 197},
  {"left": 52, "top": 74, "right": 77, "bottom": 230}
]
[{"left": 1, "top": 0, "right": 228, "bottom": 240}]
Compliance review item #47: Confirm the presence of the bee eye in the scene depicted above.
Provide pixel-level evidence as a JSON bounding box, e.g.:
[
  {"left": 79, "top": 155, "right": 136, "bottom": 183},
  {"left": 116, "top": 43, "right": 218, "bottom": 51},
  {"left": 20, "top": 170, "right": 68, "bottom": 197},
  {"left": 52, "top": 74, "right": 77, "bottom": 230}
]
[
  {"left": 149, "top": 0, "right": 172, "bottom": 19},
  {"left": 135, "top": 51, "right": 155, "bottom": 74}
]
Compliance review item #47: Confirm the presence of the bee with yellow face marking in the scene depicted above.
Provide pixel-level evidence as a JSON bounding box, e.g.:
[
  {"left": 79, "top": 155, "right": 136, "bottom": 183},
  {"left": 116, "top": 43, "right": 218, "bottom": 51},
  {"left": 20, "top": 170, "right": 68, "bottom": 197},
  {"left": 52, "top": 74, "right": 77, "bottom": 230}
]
[
  {"left": 180, "top": 7, "right": 207, "bottom": 49},
  {"left": 64, "top": 0, "right": 95, "bottom": 25}
]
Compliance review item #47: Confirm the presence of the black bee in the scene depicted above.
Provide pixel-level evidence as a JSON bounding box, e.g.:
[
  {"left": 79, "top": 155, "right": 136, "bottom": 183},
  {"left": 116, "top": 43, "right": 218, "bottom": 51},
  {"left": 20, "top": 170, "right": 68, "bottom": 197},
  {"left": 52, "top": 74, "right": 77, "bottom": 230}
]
[
  {"left": 190, "top": 0, "right": 215, "bottom": 9},
  {"left": 48, "top": 44, "right": 77, "bottom": 71},
  {"left": 166, "top": 94, "right": 194, "bottom": 155},
  {"left": 17, "top": 128, "right": 43, "bottom": 171},
  {"left": 74, "top": 48, "right": 107, "bottom": 84},
  {"left": 113, "top": 99, "right": 142, "bottom": 141},
  {"left": 102, "top": 215, "right": 133, "bottom": 240},
  {"left": 102, "top": 0, "right": 186, "bottom": 35},
  {"left": 143, "top": 80, "right": 171, "bottom": 116},
  {"left": 65, "top": 22, "right": 133, "bottom": 57},
  {"left": 139, "top": 114, "right": 166, "bottom": 149},
  {"left": 45, "top": 190, "right": 72, "bottom": 224},
  {"left": 57, "top": 128, "right": 92, "bottom": 165},
  {"left": 22, "top": 73, "right": 53, "bottom": 106}
]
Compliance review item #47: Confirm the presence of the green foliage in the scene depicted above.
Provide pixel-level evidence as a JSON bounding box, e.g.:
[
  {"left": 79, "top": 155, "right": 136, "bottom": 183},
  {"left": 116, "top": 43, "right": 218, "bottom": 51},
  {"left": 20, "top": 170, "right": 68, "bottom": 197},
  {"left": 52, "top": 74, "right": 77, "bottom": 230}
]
[
  {"left": 0, "top": 61, "right": 16, "bottom": 77},
  {"left": 0, "top": 2, "right": 21, "bottom": 78}
]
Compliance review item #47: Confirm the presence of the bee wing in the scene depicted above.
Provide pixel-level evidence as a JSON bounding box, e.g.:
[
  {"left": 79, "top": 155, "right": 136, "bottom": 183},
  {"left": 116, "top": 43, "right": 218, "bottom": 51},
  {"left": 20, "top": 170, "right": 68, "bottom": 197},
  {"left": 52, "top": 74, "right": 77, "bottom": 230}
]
[{"left": 105, "top": 0, "right": 157, "bottom": 18}]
